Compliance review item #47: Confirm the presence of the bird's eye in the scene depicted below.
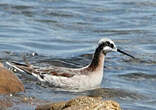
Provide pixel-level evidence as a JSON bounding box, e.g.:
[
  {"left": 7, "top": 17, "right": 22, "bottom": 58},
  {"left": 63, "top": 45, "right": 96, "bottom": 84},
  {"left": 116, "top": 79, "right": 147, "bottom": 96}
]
[
  {"left": 105, "top": 41, "right": 110, "bottom": 46},
  {"left": 105, "top": 41, "right": 114, "bottom": 48},
  {"left": 110, "top": 44, "right": 114, "bottom": 48}
]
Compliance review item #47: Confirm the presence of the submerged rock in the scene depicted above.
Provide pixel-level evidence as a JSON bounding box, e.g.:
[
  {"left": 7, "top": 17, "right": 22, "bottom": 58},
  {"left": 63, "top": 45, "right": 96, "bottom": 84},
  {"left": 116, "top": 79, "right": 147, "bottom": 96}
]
[
  {"left": 0, "top": 63, "right": 24, "bottom": 94},
  {"left": 36, "top": 96, "right": 121, "bottom": 110}
]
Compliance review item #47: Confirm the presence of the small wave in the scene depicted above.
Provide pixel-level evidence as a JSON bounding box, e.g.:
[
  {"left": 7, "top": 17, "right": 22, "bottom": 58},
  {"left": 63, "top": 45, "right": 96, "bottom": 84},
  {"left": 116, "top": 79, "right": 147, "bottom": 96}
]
[
  {"left": 86, "top": 88, "right": 145, "bottom": 100},
  {"left": 118, "top": 72, "right": 156, "bottom": 80}
]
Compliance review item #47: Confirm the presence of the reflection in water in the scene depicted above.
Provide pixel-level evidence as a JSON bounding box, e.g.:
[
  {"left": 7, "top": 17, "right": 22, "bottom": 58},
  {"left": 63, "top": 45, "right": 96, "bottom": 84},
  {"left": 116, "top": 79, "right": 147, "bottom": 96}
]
[
  {"left": 118, "top": 72, "right": 156, "bottom": 80},
  {"left": 86, "top": 88, "right": 145, "bottom": 100}
]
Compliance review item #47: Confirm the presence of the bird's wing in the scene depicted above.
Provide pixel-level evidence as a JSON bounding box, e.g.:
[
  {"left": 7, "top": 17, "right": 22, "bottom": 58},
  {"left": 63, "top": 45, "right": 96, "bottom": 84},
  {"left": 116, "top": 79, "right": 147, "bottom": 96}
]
[{"left": 6, "top": 61, "right": 75, "bottom": 78}]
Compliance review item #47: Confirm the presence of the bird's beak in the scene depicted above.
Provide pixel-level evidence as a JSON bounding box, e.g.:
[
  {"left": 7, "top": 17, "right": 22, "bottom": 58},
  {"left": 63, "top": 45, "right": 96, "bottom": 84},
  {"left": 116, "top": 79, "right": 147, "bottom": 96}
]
[
  {"left": 117, "top": 48, "right": 135, "bottom": 59},
  {"left": 112, "top": 45, "right": 117, "bottom": 52}
]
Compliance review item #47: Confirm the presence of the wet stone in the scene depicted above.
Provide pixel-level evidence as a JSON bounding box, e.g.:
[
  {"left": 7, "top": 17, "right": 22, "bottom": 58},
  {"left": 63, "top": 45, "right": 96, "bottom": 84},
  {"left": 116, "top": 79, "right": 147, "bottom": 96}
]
[
  {"left": 36, "top": 96, "right": 121, "bottom": 110},
  {"left": 0, "top": 64, "right": 24, "bottom": 94}
]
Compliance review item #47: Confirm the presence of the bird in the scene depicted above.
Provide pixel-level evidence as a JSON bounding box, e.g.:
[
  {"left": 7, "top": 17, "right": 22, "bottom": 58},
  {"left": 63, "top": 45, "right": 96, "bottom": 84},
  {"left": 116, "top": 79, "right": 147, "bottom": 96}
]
[{"left": 6, "top": 38, "right": 135, "bottom": 91}]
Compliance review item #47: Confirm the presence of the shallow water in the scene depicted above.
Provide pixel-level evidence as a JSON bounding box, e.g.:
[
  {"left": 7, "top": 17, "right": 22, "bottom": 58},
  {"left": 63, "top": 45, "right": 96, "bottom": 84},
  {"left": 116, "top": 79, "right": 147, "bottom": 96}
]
[{"left": 0, "top": 0, "right": 156, "bottom": 109}]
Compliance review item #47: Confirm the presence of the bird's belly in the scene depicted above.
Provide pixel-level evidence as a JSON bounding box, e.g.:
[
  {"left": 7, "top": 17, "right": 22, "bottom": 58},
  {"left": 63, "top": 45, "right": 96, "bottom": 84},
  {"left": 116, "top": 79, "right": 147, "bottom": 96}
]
[{"left": 42, "top": 73, "right": 103, "bottom": 91}]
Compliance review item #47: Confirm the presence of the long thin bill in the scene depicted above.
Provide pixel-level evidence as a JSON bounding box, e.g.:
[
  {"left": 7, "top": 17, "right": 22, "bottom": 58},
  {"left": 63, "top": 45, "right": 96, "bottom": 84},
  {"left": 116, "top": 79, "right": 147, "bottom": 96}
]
[{"left": 117, "top": 49, "right": 135, "bottom": 59}]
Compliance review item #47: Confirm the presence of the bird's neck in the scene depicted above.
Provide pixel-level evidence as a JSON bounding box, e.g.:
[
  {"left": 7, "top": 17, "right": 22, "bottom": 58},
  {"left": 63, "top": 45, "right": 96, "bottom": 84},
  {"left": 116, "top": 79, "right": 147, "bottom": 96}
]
[{"left": 88, "top": 47, "right": 105, "bottom": 72}]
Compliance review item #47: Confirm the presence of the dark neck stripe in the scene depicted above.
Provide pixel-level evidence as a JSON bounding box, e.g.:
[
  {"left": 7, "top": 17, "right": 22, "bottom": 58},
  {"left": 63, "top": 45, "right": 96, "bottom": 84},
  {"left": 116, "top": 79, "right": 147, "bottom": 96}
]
[{"left": 89, "top": 43, "right": 105, "bottom": 70}]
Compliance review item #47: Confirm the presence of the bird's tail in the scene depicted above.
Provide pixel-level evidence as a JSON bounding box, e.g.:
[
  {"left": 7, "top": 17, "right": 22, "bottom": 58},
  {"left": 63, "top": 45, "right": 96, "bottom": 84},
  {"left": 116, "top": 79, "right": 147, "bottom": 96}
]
[
  {"left": 6, "top": 56, "right": 37, "bottom": 75},
  {"left": 6, "top": 57, "right": 47, "bottom": 82}
]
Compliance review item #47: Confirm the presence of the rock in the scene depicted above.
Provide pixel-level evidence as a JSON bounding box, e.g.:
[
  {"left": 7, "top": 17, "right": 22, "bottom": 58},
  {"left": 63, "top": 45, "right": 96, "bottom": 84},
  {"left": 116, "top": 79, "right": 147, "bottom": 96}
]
[
  {"left": 36, "top": 96, "right": 121, "bottom": 110},
  {"left": 0, "top": 63, "right": 24, "bottom": 94}
]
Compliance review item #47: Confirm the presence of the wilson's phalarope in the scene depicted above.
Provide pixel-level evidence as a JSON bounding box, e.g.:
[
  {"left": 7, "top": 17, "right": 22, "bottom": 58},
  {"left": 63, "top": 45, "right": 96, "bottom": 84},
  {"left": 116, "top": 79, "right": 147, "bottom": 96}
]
[{"left": 6, "top": 38, "right": 135, "bottom": 91}]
